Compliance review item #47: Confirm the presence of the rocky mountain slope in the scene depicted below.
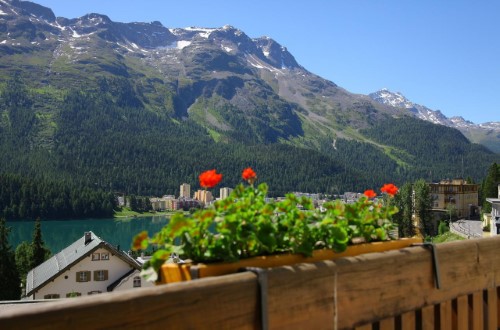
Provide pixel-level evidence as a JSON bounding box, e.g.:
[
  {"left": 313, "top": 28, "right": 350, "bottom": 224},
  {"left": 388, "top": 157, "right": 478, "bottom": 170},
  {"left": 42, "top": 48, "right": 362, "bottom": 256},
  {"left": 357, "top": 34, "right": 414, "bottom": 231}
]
[
  {"left": 0, "top": 0, "right": 498, "bottom": 196},
  {"left": 369, "top": 89, "right": 500, "bottom": 153}
]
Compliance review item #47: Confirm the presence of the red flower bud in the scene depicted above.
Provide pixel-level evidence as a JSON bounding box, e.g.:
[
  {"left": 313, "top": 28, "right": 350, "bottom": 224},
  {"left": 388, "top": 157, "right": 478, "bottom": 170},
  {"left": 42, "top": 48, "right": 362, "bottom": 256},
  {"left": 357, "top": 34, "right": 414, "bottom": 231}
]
[
  {"left": 242, "top": 167, "right": 257, "bottom": 182},
  {"left": 363, "top": 189, "right": 377, "bottom": 198},
  {"left": 381, "top": 183, "right": 398, "bottom": 196},
  {"left": 199, "top": 169, "right": 223, "bottom": 189}
]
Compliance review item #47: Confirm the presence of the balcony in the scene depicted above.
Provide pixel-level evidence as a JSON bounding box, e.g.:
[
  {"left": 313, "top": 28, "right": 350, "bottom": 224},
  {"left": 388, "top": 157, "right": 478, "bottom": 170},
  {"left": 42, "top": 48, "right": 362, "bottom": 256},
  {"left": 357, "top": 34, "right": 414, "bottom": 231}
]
[{"left": 2, "top": 236, "right": 500, "bottom": 329}]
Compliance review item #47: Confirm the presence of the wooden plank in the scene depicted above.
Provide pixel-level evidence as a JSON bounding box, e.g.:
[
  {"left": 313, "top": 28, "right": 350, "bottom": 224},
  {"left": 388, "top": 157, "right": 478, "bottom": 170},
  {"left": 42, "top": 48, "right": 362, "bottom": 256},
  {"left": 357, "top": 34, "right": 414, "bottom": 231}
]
[
  {"left": 401, "top": 311, "right": 415, "bottom": 330},
  {"left": 335, "top": 237, "right": 500, "bottom": 329},
  {"left": 354, "top": 324, "right": 372, "bottom": 330},
  {"left": 454, "top": 295, "right": 468, "bottom": 330},
  {"left": 420, "top": 305, "right": 435, "bottom": 330},
  {"left": 439, "top": 300, "right": 452, "bottom": 330},
  {"left": 486, "top": 287, "right": 498, "bottom": 330},
  {"left": 471, "top": 291, "right": 483, "bottom": 330},
  {"left": 497, "top": 287, "right": 500, "bottom": 329},
  {"left": 0, "top": 272, "right": 259, "bottom": 330},
  {"left": 266, "top": 261, "right": 336, "bottom": 330},
  {"left": 378, "top": 317, "right": 394, "bottom": 330}
]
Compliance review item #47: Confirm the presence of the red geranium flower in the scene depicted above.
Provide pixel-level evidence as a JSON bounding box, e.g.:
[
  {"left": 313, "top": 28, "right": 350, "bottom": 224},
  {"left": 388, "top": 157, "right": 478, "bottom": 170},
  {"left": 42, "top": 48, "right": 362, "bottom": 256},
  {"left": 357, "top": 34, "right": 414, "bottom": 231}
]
[
  {"left": 381, "top": 183, "right": 398, "bottom": 196},
  {"left": 242, "top": 167, "right": 257, "bottom": 184},
  {"left": 363, "top": 189, "right": 377, "bottom": 198},
  {"left": 199, "top": 169, "right": 223, "bottom": 189}
]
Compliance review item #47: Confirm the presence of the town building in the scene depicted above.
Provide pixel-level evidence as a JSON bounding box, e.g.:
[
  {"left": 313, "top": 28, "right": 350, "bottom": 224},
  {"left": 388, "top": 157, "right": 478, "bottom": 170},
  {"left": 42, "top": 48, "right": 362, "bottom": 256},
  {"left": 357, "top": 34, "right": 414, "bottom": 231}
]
[
  {"left": 179, "top": 183, "right": 191, "bottom": 199},
  {"left": 150, "top": 195, "right": 176, "bottom": 211},
  {"left": 219, "top": 187, "right": 233, "bottom": 200},
  {"left": 116, "top": 196, "right": 125, "bottom": 207},
  {"left": 178, "top": 198, "right": 201, "bottom": 210},
  {"left": 25, "top": 232, "right": 152, "bottom": 300},
  {"left": 292, "top": 192, "right": 321, "bottom": 201},
  {"left": 486, "top": 184, "right": 500, "bottom": 235},
  {"left": 194, "top": 190, "right": 214, "bottom": 205},
  {"left": 429, "top": 179, "right": 479, "bottom": 219}
]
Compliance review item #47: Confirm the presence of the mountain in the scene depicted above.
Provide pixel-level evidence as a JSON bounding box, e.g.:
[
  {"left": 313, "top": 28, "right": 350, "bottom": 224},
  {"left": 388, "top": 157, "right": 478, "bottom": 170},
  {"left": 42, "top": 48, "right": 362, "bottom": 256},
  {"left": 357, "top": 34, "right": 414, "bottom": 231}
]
[
  {"left": 0, "top": 0, "right": 498, "bottom": 206},
  {"left": 369, "top": 89, "right": 500, "bottom": 153}
]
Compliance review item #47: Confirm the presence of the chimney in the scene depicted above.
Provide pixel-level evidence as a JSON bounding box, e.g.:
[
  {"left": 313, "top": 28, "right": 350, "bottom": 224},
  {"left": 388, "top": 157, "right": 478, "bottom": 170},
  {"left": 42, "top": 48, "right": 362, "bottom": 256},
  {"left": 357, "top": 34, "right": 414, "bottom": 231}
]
[{"left": 84, "top": 232, "right": 92, "bottom": 245}]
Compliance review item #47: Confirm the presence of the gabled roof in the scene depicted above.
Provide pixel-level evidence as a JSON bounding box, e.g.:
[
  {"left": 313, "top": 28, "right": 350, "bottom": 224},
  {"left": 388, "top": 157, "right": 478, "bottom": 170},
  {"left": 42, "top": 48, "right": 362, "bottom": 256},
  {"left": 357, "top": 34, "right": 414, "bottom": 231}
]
[
  {"left": 106, "top": 269, "right": 137, "bottom": 292},
  {"left": 26, "top": 231, "right": 140, "bottom": 296}
]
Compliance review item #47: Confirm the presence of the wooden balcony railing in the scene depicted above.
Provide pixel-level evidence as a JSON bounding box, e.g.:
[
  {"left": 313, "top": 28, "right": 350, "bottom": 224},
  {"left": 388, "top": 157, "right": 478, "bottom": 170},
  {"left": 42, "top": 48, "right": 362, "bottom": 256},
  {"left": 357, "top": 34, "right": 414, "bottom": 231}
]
[{"left": 2, "top": 236, "right": 500, "bottom": 329}]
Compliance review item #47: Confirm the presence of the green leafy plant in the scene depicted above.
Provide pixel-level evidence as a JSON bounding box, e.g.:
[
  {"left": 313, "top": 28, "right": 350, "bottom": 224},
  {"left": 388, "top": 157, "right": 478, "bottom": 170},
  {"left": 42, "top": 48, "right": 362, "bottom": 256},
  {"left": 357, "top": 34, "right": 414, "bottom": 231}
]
[{"left": 132, "top": 168, "right": 399, "bottom": 279}]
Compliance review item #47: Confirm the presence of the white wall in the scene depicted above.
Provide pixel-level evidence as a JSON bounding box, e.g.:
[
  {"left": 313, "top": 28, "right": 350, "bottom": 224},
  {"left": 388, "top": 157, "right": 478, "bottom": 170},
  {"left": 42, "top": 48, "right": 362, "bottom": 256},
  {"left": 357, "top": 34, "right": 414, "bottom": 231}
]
[
  {"left": 112, "top": 269, "right": 154, "bottom": 292},
  {"left": 31, "top": 247, "right": 136, "bottom": 299},
  {"left": 490, "top": 203, "right": 500, "bottom": 236}
]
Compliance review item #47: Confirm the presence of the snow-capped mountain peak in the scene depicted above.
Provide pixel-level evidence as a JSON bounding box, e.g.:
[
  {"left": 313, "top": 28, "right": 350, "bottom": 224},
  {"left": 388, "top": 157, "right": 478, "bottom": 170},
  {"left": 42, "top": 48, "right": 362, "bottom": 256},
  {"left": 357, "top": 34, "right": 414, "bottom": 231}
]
[
  {"left": 369, "top": 88, "right": 500, "bottom": 152},
  {"left": 369, "top": 89, "right": 453, "bottom": 126},
  {"left": 370, "top": 88, "right": 414, "bottom": 109}
]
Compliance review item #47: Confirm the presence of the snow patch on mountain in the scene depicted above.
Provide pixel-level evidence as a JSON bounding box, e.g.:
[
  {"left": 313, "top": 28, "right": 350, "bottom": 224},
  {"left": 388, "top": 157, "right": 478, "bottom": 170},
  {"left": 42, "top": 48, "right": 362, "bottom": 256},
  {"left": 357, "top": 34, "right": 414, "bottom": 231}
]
[
  {"left": 184, "top": 27, "right": 215, "bottom": 39},
  {"left": 246, "top": 53, "right": 286, "bottom": 75},
  {"left": 176, "top": 40, "right": 191, "bottom": 49},
  {"left": 221, "top": 44, "right": 233, "bottom": 53},
  {"left": 480, "top": 122, "right": 500, "bottom": 130}
]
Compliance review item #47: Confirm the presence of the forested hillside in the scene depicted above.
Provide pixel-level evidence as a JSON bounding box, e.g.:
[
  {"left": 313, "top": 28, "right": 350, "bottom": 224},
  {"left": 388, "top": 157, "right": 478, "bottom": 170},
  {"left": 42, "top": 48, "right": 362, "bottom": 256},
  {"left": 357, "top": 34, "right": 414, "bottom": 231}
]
[
  {"left": 361, "top": 117, "right": 496, "bottom": 180},
  {"left": 0, "top": 0, "right": 499, "bottom": 220},
  {"left": 1, "top": 77, "right": 497, "bottom": 206}
]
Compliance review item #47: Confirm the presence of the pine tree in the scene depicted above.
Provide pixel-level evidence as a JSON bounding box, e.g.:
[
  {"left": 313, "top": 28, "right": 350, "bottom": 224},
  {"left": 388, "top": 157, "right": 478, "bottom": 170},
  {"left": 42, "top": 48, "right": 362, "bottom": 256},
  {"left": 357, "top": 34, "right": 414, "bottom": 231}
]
[
  {"left": 31, "top": 217, "right": 51, "bottom": 270},
  {"left": 15, "top": 241, "right": 32, "bottom": 287},
  {"left": 393, "top": 182, "right": 415, "bottom": 237},
  {"left": 0, "top": 218, "right": 21, "bottom": 300},
  {"left": 414, "top": 179, "right": 433, "bottom": 237},
  {"left": 482, "top": 163, "right": 499, "bottom": 213}
]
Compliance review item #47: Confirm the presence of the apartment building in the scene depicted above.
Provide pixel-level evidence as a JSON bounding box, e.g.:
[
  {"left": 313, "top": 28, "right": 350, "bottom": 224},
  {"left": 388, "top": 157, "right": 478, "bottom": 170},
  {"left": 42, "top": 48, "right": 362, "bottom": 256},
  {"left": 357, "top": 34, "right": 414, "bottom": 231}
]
[
  {"left": 193, "top": 190, "right": 214, "bottom": 205},
  {"left": 179, "top": 183, "right": 191, "bottom": 199},
  {"left": 219, "top": 187, "right": 233, "bottom": 200},
  {"left": 429, "top": 179, "right": 479, "bottom": 219}
]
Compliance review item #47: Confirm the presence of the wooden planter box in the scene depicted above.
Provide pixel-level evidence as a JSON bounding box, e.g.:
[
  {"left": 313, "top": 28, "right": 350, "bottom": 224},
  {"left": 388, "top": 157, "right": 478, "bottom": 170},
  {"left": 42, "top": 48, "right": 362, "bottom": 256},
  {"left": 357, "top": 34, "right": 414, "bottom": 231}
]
[{"left": 159, "top": 237, "right": 422, "bottom": 284}]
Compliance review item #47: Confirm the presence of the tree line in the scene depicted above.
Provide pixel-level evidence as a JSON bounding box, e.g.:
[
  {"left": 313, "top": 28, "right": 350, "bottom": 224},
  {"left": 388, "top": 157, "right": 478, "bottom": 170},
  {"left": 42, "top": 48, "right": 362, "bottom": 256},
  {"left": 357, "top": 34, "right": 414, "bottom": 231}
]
[
  {"left": 481, "top": 162, "right": 500, "bottom": 214},
  {"left": 0, "top": 217, "right": 51, "bottom": 300},
  {"left": 0, "top": 174, "right": 116, "bottom": 220}
]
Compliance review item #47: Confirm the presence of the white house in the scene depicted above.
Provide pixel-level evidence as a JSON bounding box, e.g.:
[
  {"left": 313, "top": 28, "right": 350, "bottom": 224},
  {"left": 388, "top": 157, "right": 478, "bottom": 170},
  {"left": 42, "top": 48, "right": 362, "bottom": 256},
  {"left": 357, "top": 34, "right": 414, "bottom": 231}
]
[
  {"left": 26, "top": 231, "right": 152, "bottom": 300},
  {"left": 487, "top": 184, "right": 500, "bottom": 236}
]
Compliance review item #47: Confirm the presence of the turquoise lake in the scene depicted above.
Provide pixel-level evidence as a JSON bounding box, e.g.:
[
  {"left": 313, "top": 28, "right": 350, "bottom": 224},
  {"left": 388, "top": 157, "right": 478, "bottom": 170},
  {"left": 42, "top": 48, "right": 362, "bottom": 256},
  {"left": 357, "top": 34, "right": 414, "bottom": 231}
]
[{"left": 6, "top": 216, "right": 170, "bottom": 254}]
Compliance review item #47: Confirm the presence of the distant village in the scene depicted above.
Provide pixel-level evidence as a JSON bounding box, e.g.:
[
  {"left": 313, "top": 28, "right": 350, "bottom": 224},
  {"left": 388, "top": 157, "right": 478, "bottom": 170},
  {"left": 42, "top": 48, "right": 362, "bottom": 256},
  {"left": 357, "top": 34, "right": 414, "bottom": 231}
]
[{"left": 131, "top": 179, "right": 500, "bottom": 240}]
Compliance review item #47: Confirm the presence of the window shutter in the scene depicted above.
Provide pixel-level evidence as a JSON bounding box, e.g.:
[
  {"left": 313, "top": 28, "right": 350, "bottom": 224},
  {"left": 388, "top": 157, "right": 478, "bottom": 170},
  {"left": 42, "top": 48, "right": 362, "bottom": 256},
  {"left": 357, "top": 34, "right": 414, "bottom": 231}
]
[
  {"left": 93, "top": 270, "right": 98, "bottom": 280},
  {"left": 104, "top": 270, "right": 108, "bottom": 281},
  {"left": 76, "top": 273, "right": 80, "bottom": 282},
  {"left": 86, "top": 271, "right": 91, "bottom": 282}
]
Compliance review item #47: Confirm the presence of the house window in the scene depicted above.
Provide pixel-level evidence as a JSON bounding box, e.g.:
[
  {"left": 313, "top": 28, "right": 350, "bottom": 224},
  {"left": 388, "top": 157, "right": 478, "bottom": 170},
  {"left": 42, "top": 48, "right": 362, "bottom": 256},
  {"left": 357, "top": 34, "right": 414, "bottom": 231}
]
[
  {"left": 76, "top": 271, "right": 91, "bottom": 282},
  {"left": 66, "top": 292, "right": 81, "bottom": 298},
  {"left": 92, "top": 253, "right": 100, "bottom": 261},
  {"left": 101, "top": 253, "right": 109, "bottom": 260},
  {"left": 133, "top": 276, "right": 141, "bottom": 288},
  {"left": 94, "top": 270, "right": 109, "bottom": 281},
  {"left": 44, "top": 294, "right": 60, "bottom": 299},
  {"left": 88, "top": 291, "right": 102, "bottom": 295}
]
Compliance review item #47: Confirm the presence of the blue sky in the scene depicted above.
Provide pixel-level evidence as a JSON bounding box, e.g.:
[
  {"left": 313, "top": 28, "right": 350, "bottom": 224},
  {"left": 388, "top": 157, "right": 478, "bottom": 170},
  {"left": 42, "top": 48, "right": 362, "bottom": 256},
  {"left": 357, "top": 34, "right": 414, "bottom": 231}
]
[{"left": 33, "top": 0, "right": 500, "bottom": 124}]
